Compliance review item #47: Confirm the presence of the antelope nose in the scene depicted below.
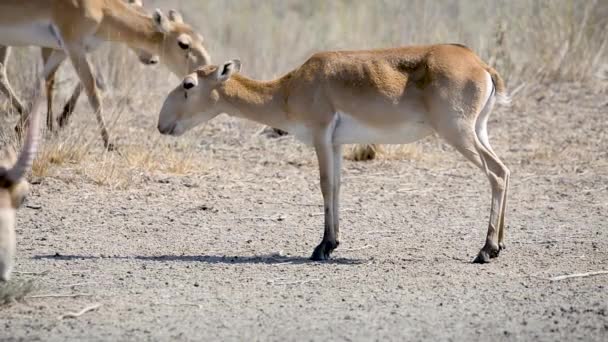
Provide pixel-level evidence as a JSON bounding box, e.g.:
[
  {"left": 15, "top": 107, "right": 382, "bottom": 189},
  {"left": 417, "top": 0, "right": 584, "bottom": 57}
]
[
  {"left": 182, "top": 75, "right": 197, "bottom": 90},
  {"left": 183, "top": 80, "right": 195, "bottom": 90},
  {"left": 158, "top": 122, "right": 175, "bottom": 135}
]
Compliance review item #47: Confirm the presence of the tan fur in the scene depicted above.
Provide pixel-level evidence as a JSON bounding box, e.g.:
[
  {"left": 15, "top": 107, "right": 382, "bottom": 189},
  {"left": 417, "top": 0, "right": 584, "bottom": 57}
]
[
  {"left": 0, "top": 0, "right": 211, "bottom": 148},
  {"left": 158, "top": 44, "right": 510, "bottom": 263},
  {"left": 0, "top": 0, "right": 157, "bottom": 132}
]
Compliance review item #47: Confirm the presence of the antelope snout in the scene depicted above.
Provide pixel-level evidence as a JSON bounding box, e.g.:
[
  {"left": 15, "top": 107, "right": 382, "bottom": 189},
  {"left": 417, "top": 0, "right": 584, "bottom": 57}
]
[
  {"left": 183, "top": 80, "right": 195, "bottom": 90},
  {"left": 158, "top": 122, "right": 177, "bottom": 135},
  {"left": 146, "top": 56, "right": 159, "bottom": 65}
]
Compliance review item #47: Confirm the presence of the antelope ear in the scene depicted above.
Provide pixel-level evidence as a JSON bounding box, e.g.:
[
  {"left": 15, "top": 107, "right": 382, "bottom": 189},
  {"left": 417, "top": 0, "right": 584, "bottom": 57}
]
[
  {"left": 215, "top": 60, "right": 242, "bottom": 82},
  {"left": 153, "top": 9, "right": 172, "bottom": 33},
  {"left": 168, "top": 9, "right": 183, "bottom": 23}
]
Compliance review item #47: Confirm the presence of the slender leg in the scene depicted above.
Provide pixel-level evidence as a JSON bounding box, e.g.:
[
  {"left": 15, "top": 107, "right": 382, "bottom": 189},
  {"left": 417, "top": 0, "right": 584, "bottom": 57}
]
[
  {"left": 58, "top": 83, "right": 83, "bottom": 128},
  {"left": 0, "top": 46, "right": 25, "bottom": 115},
  {"left": 58, "top": 64, "right": 104, "bottom": 128},
  {"left": 475, "top": 98, "right": 510, "bottom": 251},
  {"left": 15, "top": 50, "right": 67, "bottom": 136},
  {"left": 437, "top": 129, "right": 509, "bottom": 263},
  {"left": 63, "top": 44, "right": 113, "bottom": 149},
  {"left": 332, "top": 143, "right": 342, "bottom": 243},
  {"left": 41, "top": 48, "right": 59, "bottom": 132},
  {"left": 311, "top": 121, "right": 340, "bottom": 260},
  {"left": 497, "top": 165, "right": 510, "bottom": 250}
]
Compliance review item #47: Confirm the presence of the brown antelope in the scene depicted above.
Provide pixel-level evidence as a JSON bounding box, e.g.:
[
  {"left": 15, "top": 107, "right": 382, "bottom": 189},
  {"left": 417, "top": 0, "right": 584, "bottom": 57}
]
[
  {"left": 157, "top": 44, "right": 510, "bottom": 263},
  {"left": 0, "top": 0, "right": 211, "bottom": 149},
  {"left": 0, "top": 83, "right": 44, "bottom": 281},
  {"left": 0, "top": 0, "right": 158, "bottom": 133}
]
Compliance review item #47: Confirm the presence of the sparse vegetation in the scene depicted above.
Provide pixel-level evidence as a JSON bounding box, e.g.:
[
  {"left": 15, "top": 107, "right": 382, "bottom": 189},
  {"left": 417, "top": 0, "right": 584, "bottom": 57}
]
[
  {"left": 0, "top": 1, "right": 607, "bottom": 340},
  {"left": 1, "top": 0, "right": 606, "bottom": 182}
]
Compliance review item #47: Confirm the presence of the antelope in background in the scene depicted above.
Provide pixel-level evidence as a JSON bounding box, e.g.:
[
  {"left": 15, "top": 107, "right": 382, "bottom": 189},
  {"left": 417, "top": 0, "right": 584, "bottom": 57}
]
[
  {"left": 0, "top": 0, "right": 211, "bottom": 149},
  {"left": 0, "top": 0, "right": 159, "bottom": 133},
  {"left": 0, "top": 83, "right": 43, "bottom": 281},
  {"left": 157, "top": 44, "right": 511, "bottom": 263}
]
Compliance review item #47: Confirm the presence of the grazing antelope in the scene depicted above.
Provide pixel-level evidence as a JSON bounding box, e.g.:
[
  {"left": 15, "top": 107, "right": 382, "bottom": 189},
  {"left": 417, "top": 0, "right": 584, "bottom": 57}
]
[
  {"left": 0, "top": 0, "right": 211, "bottom": 149},
  {"left": 0, "top": 84, "right": 44, "bottom": 281},
  {"left": 0, "top": 0, "right": 158, "bottom": 132},
  {"left": 157, "top": 44, "right": 510, "bottom": 263}
]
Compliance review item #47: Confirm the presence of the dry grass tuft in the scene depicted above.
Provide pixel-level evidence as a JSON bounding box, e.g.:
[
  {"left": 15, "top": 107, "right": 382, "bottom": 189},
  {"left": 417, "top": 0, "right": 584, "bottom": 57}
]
[
  {"left": 346, "top": 144, "right": 381, "bottom": 161},
  {"left": 121, "top": 144, "right": 201, "bottom": 176},
  {"left": 381, "top": 144, "right": 426, "bottom": 161},
  {"left": 32, "top": 139, "right": 89, "bottom": 178}
]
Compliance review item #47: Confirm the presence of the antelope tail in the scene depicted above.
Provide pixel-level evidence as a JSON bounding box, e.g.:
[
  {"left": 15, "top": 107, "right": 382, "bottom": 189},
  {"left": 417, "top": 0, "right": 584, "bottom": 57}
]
[{"left": 486, "top": 66, "right": 511, "bottom": 105}]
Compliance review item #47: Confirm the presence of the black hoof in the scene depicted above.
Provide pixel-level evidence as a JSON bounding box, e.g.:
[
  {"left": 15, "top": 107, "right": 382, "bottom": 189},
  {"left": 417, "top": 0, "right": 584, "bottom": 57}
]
[
  {"left": 311, "top": 240, "right": 339, "bottom": 261},
  {"left": 473, "top": 250, "right": 491, "bottom": 264},
  {"left": 58, "top": 115, "right": 69, "bottom": 128},
  {"left": 473, "top": 243, "right": 500, "bottom": 264}
]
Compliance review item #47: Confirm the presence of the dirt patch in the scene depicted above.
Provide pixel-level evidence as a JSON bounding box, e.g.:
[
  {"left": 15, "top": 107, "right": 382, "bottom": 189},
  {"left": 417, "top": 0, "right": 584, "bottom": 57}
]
[{"left": 0, "top": 83, "right": 607, "bottom": 341}]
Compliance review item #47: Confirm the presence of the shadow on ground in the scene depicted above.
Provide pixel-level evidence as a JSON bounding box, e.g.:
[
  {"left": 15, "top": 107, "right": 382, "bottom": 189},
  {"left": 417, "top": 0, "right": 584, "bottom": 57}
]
[{"left": 33, "top": 253, "right": 367, "bottom": 265}]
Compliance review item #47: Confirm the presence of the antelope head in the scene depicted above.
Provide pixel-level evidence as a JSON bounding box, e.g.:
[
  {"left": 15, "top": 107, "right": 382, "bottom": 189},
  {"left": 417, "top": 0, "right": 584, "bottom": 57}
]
[
  {"left": 127, "top": 0, "right": 160, "bottom": 65},
  {"left": 0, "top": 90, "right": 43, "bottom": 281},
  {"left": 157, "top": 60, "right": 241, "bottom": 136},
  {"left": 152, "top": 9, "right": 212, "bottom": 76}
]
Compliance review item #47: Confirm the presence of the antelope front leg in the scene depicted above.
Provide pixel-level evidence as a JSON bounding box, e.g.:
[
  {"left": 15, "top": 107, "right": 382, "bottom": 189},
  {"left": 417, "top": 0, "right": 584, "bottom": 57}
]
[
  {"left": 15, "top": 50, "right": 66, "bottom": 136},
  {"left": 311, "top": 128, "right": 341, "bottom": 261},
  {"left": 64, "top": 45, "right": 113, "bottom": 150},
  {"left": 57, "top": 83, "right": 83, "bottom": 128},
  {"left": 41, "top": 48, "right": 59, "bottom": 132},
  {"left": 58, "top": 67, "right": 105, "bottom": 128},
  {"left": 332, "top": 144, "right": 342, "bottom": 243}
]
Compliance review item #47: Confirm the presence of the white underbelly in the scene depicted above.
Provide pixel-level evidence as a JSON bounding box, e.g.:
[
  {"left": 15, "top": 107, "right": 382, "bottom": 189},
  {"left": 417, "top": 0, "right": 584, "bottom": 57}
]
[
  {"left": 283, "top": 122, "right": 314, "bottom": 145},
  {"left": 281, "top": 111, "right": 434, "bottom": 146},
  {"left": 0, "top": 22, "right": 61, "bottom": 49},
  {"left": 334, "top": 112, "right": 433, "bottom": 144}
]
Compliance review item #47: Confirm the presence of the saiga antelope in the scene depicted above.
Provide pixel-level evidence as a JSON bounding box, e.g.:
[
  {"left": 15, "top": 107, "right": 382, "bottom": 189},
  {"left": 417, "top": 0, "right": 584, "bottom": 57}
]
[
  {"left": 0, "top": 0, "right": 211, "bottom": 149},
  {"left": 0, "top": 0, "right": 159, "bottom": 132},
  {"left": 157, "top": 44, "right": 511, "bottom": 263},
  {"left": 0, "top": 83, "right": 44, "bottom": 281}
]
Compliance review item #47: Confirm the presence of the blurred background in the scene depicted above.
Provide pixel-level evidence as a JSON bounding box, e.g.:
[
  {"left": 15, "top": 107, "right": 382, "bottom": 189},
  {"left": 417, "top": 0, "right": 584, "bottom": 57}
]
[
  {"left": 4, "top": 0, "right": 608, "bottom": 103},
  {"left": 0, "top": 0, "right": 607, "bottom": 186}
]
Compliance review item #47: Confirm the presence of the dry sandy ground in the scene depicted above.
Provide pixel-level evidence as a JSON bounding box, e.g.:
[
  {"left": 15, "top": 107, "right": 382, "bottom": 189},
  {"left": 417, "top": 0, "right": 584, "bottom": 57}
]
[{"left": 0, "top": 82, "right": 607, "bottom": 341}]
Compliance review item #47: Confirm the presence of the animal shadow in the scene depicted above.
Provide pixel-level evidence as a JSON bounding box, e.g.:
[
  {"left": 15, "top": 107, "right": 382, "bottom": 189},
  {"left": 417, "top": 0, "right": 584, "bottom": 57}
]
[{"left": 33, "top": 252, "right": 366, "bottom": 265}]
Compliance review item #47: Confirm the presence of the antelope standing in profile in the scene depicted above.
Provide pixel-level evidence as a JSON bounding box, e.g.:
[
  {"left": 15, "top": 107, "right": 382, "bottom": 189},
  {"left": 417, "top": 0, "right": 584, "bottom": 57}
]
[
  {"left": 0, "top": 84, "right": 44, "bottom": 281},
  {"left": 157, "top": 44, "right": 510, "bottom": 263},
  {"left": 0, "top": 0, "right": 211, "bottom": 149},
  {"left": 0, "top": 0, "right": 159, "bottom": 132}
]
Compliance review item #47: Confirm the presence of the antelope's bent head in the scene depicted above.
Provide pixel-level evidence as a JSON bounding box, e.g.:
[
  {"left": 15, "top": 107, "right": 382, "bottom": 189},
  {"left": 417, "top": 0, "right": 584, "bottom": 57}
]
[
  {"left": 158, "top": 60, "right": 241, "bottom": 136},
  {"left": 0, "top": 93, "right": 43, "bottom": 282},
  {"left": 127, "top": 0, "right": 160, "bottom": 65},
  {"left": 153, "top": 9, "right": 211, "bottom": 76}
]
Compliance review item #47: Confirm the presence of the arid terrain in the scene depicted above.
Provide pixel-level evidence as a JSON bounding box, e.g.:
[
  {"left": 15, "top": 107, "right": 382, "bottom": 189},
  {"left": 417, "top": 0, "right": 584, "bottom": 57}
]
[
  {"left": 1, "top": 0, "right": 608, "bottom": 341},
  {"left": 0, "top": 80, "right": 606, "bottom": 341}
]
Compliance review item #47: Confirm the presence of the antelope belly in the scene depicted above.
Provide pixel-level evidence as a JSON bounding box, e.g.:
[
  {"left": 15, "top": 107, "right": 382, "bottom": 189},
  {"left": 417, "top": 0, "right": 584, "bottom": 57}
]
[
  {"left": 0, "top": 22, "right": 61, "bottom": 48},
  {"left": 334, "top": 112, "right": 433, "bottom": 144}
]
